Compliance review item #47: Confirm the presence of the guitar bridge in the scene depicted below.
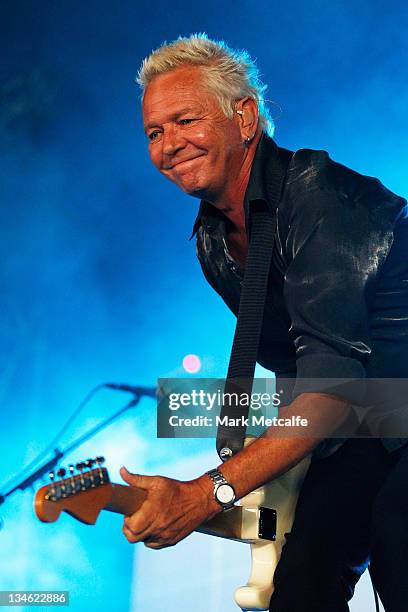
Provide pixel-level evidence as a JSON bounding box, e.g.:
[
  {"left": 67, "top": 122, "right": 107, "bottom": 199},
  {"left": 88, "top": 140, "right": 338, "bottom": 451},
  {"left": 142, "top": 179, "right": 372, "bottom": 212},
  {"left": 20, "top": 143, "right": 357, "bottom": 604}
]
[{"left": 258, "top": 506, "right": 277, "bottom": 541}]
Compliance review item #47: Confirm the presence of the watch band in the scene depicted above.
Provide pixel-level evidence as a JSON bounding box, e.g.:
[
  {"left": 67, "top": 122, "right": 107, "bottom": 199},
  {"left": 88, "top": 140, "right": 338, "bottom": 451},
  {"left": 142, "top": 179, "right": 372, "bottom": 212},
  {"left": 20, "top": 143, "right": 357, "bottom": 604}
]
[
  {"left": 207, "top": 468, "right": 236, "bottom": 510},
  {"left": 207, "top": 468, "right": 228, "bottom": 486}
]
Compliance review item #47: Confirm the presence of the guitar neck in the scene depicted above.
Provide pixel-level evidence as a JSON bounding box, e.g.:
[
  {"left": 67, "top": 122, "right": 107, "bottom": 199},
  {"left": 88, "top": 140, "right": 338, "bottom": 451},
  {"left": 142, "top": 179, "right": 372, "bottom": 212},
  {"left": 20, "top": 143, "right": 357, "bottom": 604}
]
[{"left": 105, "top": 483, "right": 147, "bottom": 515}]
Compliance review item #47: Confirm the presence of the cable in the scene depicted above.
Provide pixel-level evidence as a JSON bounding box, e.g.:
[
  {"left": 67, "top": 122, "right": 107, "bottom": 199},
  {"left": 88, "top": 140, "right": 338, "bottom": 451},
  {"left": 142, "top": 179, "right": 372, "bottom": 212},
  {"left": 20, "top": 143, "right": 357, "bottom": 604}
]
[{"left": 0, "top": 383, "right": 106, "bottom": 492}]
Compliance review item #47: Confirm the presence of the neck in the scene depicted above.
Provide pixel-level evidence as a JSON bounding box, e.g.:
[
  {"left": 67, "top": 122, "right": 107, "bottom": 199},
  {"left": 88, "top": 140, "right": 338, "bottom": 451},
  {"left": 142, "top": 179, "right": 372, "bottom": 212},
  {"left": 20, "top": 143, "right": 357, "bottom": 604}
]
[{"left": 210, "top": 131, "right": 262, "bottom": 234}]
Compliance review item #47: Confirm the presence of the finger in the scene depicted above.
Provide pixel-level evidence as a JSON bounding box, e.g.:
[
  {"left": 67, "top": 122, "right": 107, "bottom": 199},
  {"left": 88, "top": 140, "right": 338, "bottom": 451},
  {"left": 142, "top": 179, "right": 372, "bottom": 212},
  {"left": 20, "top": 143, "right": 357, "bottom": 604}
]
[
  {"left": 144, "top": 536, "right": 176, "bottom": 550},
  {"left": 123, "top": 517, "right": 155, "bottom": 544},
  {"left": 144, "top": 541, "right": 163, "bottom": 550},
  {"left": 120, "top": 467, "right": 150, "bottom": 489},
  {"left": 122, "top": 523, "right": 141, "bottom": 544},
  {"left": 123, "top": 515, "right": 143, "bottom": 535},
  {"left": 123, "top": 515, "right": 151, "bottom": 536},
  {"left": 123, "top": 515, "right": 155, "bottom": 543},
  {"left": 123, "top": 521, "right": 160, "bottom": 545}
]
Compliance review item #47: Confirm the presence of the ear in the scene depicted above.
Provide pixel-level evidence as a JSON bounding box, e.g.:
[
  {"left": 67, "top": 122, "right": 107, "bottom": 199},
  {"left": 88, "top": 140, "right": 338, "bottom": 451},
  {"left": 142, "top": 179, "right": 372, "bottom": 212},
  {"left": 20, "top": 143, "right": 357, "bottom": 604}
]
[{"left": 235, "top": 97, "right": 259, "bottom": 142}]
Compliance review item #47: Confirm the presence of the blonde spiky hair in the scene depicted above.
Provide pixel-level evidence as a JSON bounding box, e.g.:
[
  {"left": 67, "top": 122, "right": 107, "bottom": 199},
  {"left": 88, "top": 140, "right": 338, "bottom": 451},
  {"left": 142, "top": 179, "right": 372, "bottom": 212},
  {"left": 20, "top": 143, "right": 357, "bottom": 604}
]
[{"left": 137, "top": 33, "right": 274, "bottom": 137}]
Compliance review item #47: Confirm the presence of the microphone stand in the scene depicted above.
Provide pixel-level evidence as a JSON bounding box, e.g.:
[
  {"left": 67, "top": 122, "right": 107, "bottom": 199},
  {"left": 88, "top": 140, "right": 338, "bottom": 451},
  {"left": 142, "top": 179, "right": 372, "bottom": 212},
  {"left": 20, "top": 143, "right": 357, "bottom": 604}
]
[{"left": 0, "top": 395, "right": 143, "bottom": 507}]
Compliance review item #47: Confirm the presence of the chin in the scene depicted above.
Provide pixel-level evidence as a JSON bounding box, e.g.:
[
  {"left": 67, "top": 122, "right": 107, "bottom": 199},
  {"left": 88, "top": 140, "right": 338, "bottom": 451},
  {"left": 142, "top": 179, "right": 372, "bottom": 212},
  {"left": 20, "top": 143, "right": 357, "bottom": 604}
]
[
  {"left": 184, "top": 187, "right": 208, "bottom": 200},
  {"left": 178, "top": 178, "right": 208, "bottom": 198}
]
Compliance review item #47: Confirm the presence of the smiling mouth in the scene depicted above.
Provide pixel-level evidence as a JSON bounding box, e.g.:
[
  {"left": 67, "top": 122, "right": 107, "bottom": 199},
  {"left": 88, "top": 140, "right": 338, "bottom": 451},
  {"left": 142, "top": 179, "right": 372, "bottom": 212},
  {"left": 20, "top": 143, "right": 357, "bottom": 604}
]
[{"left": 164, "top": 155, "right": 205, "bottom": 170}]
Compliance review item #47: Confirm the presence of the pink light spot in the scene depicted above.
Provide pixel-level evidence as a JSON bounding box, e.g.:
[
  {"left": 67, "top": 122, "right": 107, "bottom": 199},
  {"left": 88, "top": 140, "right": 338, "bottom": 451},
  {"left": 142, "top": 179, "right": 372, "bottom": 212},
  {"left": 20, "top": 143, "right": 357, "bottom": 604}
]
[{"left": 182, "top": 354, "right": 201, "bottom": 374}]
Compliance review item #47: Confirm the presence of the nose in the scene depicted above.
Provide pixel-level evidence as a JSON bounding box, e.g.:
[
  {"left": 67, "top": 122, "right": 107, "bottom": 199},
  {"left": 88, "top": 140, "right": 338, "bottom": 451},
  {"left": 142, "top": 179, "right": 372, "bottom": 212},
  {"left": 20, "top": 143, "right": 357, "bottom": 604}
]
[{"left": 162, "top": 125, "right": 185, "bottom": 157}]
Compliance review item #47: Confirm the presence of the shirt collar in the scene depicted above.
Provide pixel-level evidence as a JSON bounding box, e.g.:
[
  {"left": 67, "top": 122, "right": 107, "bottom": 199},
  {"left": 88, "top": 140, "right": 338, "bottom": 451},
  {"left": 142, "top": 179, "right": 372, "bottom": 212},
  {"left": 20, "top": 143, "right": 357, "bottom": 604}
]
[{"left": 190, "top": 132, "right": 281, "bottom": 239}]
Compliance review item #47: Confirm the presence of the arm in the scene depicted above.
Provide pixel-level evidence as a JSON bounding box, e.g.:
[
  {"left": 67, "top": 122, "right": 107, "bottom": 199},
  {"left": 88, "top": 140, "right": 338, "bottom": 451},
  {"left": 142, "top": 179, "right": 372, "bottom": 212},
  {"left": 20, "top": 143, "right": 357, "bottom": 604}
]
[
  {"left": 197, "top": 392, "right": 349, "bottom": 502},
  {"left": 121, "top": 392, "right": 348, "bottom": 549}
]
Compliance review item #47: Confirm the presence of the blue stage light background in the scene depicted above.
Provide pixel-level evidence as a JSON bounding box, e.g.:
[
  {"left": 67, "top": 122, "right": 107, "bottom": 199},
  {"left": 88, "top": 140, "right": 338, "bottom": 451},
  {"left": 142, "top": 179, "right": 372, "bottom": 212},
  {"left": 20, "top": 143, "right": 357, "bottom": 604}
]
[{"left": 1, "top": 1, "right": 406, "bottom": 610}]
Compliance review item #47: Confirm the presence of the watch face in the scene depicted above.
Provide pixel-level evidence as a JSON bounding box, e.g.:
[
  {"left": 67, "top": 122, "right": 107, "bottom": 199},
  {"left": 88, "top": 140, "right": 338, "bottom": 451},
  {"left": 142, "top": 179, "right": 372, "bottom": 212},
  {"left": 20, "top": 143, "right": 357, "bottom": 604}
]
[{"left": 216, "top": 484, "right": 234, "bottom": 504}]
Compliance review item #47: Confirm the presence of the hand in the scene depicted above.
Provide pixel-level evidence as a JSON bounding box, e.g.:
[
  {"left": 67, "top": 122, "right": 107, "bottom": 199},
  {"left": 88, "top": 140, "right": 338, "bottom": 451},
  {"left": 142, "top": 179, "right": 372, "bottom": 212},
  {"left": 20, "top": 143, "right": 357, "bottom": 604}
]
[{"left": 120, "top": 467, "right": 221, "bottom": 549}]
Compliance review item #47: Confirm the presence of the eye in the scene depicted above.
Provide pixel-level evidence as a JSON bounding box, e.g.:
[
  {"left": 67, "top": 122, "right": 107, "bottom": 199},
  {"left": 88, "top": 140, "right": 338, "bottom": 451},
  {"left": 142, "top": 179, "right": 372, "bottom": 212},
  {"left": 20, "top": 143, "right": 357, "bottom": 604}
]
[
  {"left": 148, "top": 131, "right": 161, "bottom": 142},
  {"left": 179, "top": 118, "right": 195, "bottom": 125}
]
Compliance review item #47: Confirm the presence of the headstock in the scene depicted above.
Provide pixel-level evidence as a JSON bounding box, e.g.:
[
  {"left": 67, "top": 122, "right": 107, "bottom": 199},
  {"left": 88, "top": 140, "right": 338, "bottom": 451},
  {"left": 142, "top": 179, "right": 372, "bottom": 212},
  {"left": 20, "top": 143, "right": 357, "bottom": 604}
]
[{"left": 34, "top": 457, "right": 114, "bottom": 525}]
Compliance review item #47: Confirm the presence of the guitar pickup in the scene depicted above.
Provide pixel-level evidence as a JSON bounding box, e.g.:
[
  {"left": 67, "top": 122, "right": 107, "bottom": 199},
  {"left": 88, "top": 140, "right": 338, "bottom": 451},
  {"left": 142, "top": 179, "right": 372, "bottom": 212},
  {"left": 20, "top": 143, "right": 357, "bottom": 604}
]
[
  {"left": 258, "top": 506, "right": 277, "bottom": 541},
  {"left": 198, "top": 504, "right": 277, "bottom": 543}
]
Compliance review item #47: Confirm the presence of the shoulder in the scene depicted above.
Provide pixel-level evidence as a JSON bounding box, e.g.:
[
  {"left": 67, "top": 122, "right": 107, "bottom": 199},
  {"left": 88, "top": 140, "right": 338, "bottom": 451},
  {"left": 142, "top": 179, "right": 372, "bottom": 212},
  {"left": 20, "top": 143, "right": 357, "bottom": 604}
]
[
  {"left": 282, "top": 147, "right": 406, "bottom": 222},
  {"left": 288, "top": 147, "right": 383, "bottom": 195}
]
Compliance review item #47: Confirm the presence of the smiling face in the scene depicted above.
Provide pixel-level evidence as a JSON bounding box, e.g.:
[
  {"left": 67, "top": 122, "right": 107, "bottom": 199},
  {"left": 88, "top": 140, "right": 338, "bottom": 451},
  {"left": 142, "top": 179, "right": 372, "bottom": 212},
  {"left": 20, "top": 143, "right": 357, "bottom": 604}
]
[{"left": 142, "top": 65, "right": 246, "bottom": 201}]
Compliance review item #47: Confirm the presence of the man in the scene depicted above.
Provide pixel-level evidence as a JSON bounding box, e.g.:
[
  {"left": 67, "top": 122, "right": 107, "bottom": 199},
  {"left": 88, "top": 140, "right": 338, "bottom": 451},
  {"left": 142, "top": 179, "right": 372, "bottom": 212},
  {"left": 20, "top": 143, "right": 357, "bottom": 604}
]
[{"left": 121, "top": 34, "right": 408, "bottom": 611}]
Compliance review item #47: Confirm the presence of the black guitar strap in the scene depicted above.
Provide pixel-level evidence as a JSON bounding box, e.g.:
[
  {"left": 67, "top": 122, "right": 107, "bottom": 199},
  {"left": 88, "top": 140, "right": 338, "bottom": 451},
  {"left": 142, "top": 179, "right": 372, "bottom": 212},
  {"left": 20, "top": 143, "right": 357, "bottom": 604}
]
[{"left": 216, "top": 148, "right": 293, "bottom": 461}]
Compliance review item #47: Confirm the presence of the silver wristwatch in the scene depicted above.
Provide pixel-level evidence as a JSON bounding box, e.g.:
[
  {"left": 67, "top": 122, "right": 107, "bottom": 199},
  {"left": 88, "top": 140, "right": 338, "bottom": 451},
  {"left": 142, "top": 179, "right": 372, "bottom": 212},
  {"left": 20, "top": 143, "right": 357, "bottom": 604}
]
[{"left": 207, "top": 468, "right": 236, "bottom": 510}]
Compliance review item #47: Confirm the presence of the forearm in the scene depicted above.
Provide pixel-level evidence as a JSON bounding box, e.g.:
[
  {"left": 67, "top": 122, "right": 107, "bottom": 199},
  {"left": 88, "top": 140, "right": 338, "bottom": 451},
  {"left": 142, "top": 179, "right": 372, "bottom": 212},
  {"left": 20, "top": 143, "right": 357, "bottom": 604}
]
[
  {"left": 195, "top": 392, "right": 349, "bottom": 506},
  {"left": 120, "top": 393, "right": 351, "bottom": 547}
]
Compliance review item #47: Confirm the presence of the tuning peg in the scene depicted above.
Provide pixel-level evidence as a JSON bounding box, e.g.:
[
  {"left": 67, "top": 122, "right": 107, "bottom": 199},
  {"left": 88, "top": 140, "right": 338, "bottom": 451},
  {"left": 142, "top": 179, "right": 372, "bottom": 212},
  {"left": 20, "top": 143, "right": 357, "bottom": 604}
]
[
  {"left": 56, "top": 468, "right": 68, "bottom": 497},
  {"left": 47, "top": 470, "right": 57, "bottom": 500},
  {"left": 94, "top": 456, "right": 106, "bottom": 484},
  {"left": 75, "top": 461, "right": 87, "bottom": 490},
  {"left": 67, "top": 464, "right": 76, "bottom": 493},
  {"left": 86, "top": 459, "right": 95, "bottom": 469}
]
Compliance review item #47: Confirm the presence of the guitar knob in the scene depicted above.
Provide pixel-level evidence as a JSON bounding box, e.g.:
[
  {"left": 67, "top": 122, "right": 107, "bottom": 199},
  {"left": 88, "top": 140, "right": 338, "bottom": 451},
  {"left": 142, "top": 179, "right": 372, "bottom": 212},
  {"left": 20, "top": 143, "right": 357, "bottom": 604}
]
[
  {"left": 76, "top": 462, "right": 85, "bottom": 472},
  {"left": 57, "top": 468, "right": 66, "bottom": 478},
  {"left": 95, "top": 456, "right": 105, "bottom": 466},
  {"left": 86, "top": 459, "right": 95, "bottom": 469}
]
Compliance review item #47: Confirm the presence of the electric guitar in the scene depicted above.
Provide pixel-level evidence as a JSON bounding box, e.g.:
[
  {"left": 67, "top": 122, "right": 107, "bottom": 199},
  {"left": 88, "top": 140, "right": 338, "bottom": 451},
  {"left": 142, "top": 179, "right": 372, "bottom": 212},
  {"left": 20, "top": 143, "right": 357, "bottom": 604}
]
[{"left": 34, "top": 452, "right": 310, "bottom": 611}]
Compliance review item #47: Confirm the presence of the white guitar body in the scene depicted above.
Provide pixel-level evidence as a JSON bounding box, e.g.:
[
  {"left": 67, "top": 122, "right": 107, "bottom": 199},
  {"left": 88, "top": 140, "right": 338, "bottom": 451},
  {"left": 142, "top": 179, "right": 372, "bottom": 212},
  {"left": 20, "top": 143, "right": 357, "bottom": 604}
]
[
  {"left": 199, "top": 448, "right": 311, "bottom": 611},
  {"left": 235, "top": 456, "right": 310, "bottom": 611}
]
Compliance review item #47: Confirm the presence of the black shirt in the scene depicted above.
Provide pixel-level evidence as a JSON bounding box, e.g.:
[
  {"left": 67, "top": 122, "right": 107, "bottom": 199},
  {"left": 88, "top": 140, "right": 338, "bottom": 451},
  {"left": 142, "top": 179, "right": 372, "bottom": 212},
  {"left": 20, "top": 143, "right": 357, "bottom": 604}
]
[{"left": 192, "top": 133, "right": 408, "bottom": 452}]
